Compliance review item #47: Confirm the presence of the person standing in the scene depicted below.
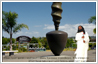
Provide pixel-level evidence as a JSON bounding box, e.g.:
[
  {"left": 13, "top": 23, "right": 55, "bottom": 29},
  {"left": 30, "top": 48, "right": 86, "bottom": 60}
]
[{"left": 74, "top": 25, "right": 90, "bottom": 62}]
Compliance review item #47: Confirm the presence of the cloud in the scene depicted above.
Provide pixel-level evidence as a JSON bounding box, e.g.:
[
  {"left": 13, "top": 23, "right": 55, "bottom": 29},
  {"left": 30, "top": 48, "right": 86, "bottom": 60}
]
[
  {"left": 32, "top": 31, "right": 39, "bottom": 34},
  {"left": 14, "top": 31, "right": 40, "bottom": 38},
  {"left": 44, "top": 24, "right": 54, "bottom": 29},
  {"left": 44, "top": 23, "right": 96, "bottom": 37},
  {"left": 34, "top": 25, "right": 42, "bottom": 27},
  {"left": 3, "top": 23, "right": 96, "bottom": 38},
  {"left": 16, "top": 31, "right": 39, "bottom": 35},
  {"left": 25, "top": 32, "right": 32, "bottom": 35},
  {"left": 16, "top": 31, "right": 23, "bottom": 35}
]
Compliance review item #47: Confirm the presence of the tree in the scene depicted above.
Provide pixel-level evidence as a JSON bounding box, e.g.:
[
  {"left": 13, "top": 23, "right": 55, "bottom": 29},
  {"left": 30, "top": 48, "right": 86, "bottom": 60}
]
[
  {"left": 93, "top": 28, "right": 96, "bottom": 34},
  {"left": 88, "top": 16, "right": 96, "bottom": 34},
  {"left": 65, "top": 38, "right": 75, "bottom": 48},
  {"left": 41, "top": 37, "right": 50, "bottom": 49},
  {"left": 2, "top": 38, "right": 9, "bottom": 44},
  {"left": 2, "top": 11, "right": 29, "bottom": 51},
  {"left": 7, "top": 38, "right": 15, "bottom": 44},
  {"left": 30, "top": 36, "right": 39, "bottom": 43}
]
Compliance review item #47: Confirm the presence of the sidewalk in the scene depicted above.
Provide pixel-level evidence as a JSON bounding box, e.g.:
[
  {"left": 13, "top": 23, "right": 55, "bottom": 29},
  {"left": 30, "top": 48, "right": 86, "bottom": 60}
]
[{"left": 2, "top": 50, "right": 96, "bottom": 62}]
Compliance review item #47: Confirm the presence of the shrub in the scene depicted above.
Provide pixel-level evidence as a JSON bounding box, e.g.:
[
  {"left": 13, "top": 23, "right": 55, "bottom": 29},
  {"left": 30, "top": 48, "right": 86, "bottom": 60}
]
[
  {"left": 22, "top": 47, "right": 27, "bottom": 52},
  {"left": 89, "top": 43, "right": 96, "bottom": 48}
]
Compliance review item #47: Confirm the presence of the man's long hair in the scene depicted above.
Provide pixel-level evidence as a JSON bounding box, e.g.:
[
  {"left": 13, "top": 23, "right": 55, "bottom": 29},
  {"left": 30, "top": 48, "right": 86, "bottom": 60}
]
[{"left": 77, "top": 25, "right": 85, "bottom": 34}]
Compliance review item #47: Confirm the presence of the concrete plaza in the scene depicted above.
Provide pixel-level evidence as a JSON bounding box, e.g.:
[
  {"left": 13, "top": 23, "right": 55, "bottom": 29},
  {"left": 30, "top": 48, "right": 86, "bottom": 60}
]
[{"left": 2, "top": 50, "right": 96, "bottom": 62}]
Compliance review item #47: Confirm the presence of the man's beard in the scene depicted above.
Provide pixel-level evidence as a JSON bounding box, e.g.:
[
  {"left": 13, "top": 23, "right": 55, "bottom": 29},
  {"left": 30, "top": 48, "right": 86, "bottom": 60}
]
[{"left": 78, "top": 29, "right": 83, "bottom": 33}]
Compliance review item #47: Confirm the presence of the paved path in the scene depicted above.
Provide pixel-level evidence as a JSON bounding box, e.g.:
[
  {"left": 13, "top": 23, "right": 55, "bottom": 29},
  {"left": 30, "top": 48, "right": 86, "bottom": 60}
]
[{"left": 2, "top": 50, "right": 96, "bottom": 62}]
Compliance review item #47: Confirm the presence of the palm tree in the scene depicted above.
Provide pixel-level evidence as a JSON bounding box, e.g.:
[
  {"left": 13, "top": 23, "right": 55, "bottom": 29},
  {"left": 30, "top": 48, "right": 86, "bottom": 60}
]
[
  {"left": 2, "top": 11, "right": 29, "bottom": 51},
  {"left": 88, "top": 16, "right": 96, "bottom": 34}
]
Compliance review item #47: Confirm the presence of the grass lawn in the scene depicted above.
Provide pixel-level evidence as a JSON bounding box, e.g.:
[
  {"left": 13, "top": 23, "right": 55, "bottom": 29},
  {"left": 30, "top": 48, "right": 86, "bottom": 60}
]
[{"left": 46, "top": 48, "right": 76, "bottom": 52}]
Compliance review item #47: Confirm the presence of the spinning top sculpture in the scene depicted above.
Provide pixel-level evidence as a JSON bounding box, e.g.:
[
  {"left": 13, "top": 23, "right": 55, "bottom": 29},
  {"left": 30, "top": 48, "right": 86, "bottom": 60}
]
[{"left": 46, "top": 2, "right": 68, "bottom": 56}]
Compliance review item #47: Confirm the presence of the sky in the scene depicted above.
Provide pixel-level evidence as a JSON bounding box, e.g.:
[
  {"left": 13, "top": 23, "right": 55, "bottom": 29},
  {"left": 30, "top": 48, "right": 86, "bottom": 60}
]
[{"left": 2, "top": 2, "right": 96, "bottom": 38}]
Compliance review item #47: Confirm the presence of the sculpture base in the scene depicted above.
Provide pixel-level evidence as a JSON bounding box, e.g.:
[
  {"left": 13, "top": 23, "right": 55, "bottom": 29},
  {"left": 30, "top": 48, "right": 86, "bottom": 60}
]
[
  {"left": 54, "top": 54, "right": 60, "bottom": 56},
  {"left": 40, "top": 55, "right": 74, "bottom": 62}
]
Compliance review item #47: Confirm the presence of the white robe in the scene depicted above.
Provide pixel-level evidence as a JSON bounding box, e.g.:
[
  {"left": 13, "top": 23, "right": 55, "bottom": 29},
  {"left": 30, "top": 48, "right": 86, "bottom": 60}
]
[{"left": 74, "top": 32, "right": 90, "bottom": 62}]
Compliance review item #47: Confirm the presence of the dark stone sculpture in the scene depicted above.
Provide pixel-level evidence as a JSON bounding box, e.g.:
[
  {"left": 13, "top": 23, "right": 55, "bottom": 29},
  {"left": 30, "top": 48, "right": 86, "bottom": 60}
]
[{"left": 46, "top": 2, "right": 68, "bottom": 56}]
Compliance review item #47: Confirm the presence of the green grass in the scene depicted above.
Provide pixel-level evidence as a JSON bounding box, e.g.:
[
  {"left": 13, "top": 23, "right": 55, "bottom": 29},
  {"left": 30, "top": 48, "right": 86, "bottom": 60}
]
[
  {"left": 63, "top": 48, "right": 76, "bottom": 51},
  {"left": 46, "top": 48, "right": 76, "bottom": 52}
]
